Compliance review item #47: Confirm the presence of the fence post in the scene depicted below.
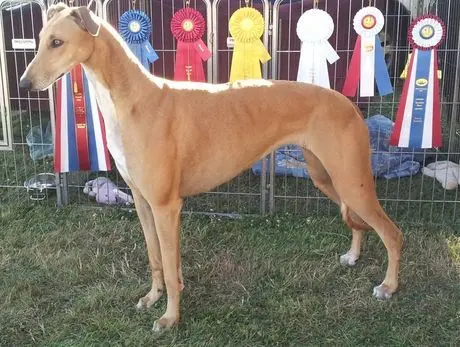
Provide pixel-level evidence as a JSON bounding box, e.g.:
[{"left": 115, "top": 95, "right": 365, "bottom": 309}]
[{"left": 449, "top": 11, "right": 460, "bottom": 157}]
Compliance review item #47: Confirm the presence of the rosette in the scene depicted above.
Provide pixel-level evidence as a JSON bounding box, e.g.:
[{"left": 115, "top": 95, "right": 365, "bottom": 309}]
[
  {"left": 409, "top": 15, "right": 445, "bottom": 50},
  {"left": 390, "top": 15, "right": 445, "bottom": 149},
  {"left": 296, "top": 8, "right": 339, "bottom": 88},
  {"left": 353, "top": 6, "right": 384, "bottom": 37},
  {"left": 228, "top": 7, "right": 270, "bottom": 82},
  {"left": 118, "top": 10, "right": 159, "bottom": 70},
  {"left": 171, "top": 7, "right": 211, "bottom": 82},
  {"left": 342, "top": 6, "right": 392, "bottom": 97}
]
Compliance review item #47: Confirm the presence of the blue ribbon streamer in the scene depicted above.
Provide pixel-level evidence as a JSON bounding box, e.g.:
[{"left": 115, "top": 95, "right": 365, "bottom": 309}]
[
  {"left": 374, "top": 36, "right": 393, "bottom": 96},
  {"left": 65, "top": 75, "right": 78, "bottom": 171},
  {"left": 408, "top": 50, "right": 431, "bottom": 148},
  {"left": 119, "top": 10, "right": 159, "bottom": 70},
  {"left": 83, "top": 72, "right": 99, "bottom": 171}
]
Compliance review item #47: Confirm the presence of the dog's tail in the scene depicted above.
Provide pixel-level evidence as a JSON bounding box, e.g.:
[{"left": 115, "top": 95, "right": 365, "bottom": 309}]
[{"left": 340, "top": 203, "right": 371, "bottom": 231}]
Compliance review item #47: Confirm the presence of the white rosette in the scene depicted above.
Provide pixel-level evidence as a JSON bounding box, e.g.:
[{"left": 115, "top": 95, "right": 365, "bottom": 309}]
[
  {"left": 410, "top": 16, "right": 444, "bottom": 50},
  {"left": 353, "top": 6, "right": 384, "bottom": 37},
  {"left": 296, "top": 9, "right": 339, "bottom": 88},
  {"left": 353, "top": 6, "right": 385, "bottom": 96}
]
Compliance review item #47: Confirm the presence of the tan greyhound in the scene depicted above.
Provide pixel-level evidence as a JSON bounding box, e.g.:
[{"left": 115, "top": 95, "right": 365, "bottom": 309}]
[{"left": 20, "top": 4, "right": 403, "bottom": 331}]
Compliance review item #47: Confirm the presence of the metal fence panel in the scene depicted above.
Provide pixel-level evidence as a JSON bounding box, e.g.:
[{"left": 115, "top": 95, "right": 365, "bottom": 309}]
[
  {"left": 0, "top": 0, "right": 61, "bottom": 205},
  {"left": 270, "top": 0, "right": 460, "bottom": 224}
]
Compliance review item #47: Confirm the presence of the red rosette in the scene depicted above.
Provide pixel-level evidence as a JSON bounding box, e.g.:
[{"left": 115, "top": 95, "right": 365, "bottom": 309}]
[
  {"left": 171, "top": 7, "right": 206, "bottom": 43},
  {"left": 408, "top": 14, "right": 446, "bottom": 51}
]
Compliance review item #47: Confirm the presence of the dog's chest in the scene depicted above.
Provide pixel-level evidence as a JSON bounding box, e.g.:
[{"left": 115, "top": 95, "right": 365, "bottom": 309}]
[{"left": 84, "top": 69, "right": 131, "bottom": 182}]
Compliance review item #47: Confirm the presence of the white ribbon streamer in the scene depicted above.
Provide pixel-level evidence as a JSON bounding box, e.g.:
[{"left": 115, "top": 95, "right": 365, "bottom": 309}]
[{"left": 360, "top": 35, "right": 376, "bottom": 96}]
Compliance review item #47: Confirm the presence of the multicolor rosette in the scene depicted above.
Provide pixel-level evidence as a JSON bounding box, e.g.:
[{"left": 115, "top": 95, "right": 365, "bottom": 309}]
[
  {"left": 228, "top": 7, "right": 271, "bottom": 82},
  {"left": 390, "top": 15, "right": 445, "bottom": 149},
  {"left": 119, "top": 10, "right": 159, "bottom": 70},
  {"left": 171, "top": 7, "right": 211, "bottom": 82},
  {"left": 296, "top": 8, "right": 339, "bottom": 89},
  {"left": 342, "top": 6, "right": 392, "bottom": 97}
]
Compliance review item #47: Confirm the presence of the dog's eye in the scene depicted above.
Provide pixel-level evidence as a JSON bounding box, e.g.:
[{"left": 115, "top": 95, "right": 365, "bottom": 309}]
[{"left": 51, "top": 39, "right": 63, "bottom": 48}]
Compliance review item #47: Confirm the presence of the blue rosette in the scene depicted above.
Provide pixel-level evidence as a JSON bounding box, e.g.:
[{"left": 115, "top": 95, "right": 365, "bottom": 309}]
[{"left": 119, "top": 10, "right": 159, "bottom": 70}]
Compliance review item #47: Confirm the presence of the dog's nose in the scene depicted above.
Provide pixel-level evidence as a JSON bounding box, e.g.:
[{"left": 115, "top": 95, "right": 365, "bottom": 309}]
[{"left": 19, "top": 77, "right": 32, "bottom": 90}]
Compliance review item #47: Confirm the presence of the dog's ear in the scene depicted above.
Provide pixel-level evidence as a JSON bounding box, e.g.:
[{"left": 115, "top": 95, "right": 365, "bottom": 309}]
[
  {"left": 46, "top": 3, "right": 68, "bottom": 21},
  {"left": 70, "top": 6, "right": 100, "bottom": 36}
]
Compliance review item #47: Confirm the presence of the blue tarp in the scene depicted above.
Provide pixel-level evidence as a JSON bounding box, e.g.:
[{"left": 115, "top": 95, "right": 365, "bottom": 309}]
[{"left": 252, "top": 115, "right": 423, "bottom": 180}]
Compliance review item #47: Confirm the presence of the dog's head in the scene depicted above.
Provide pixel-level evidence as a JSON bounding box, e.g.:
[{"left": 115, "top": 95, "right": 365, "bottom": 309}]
[{"left": 19, "top": 3, "right": 100, "bottom": 91}]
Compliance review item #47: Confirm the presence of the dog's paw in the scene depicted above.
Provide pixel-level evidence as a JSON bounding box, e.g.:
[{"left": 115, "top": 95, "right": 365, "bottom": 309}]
[
  {"left": 339, "top": 251, "right": 359, "bottom": 266},
  {"left": 372, "top": 283, "right": 393, "bottom": 300},
  {"left": 136, "top": 287, "right": 164, "bottom": 310},
  {"left": 152, "top": 315, "right": 179, "bottom": 332}
]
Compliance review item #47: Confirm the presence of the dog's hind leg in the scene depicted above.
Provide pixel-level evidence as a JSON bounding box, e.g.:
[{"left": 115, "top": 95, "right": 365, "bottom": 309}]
[
  {"left": 307, "top": 121, "right": 403, "bottom": 299},
  {"left": 339, "top": 192, "right": 402, "bottom": 299},
  {"left": 303, "top": 149, "right": 367, "bottom": 266},
  {"left": 131, "top": 189, "right": 166, "bottom": 310},
  {"left": 339, "top": 227, "right": 364, "bottom": 266}
]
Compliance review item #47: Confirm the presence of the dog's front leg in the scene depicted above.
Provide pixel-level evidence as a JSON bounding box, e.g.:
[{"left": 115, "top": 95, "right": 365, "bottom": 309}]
[
  {"left": 131, "top": 189, "right": 165, "bottom": 309},
  {"left": 151, "top": 198, "right": 183, "bottom": 332}
]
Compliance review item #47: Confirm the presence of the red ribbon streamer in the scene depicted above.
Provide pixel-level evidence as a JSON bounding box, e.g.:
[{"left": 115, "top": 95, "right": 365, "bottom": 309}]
[
  {"left": 341, "top": 36, "right": 361, "bottom": 97},
  {"left": 389, "top": 50, "right": 415, "bottom": 146},
  {"left": 71, "top": 65, "right": 90, "bottom": 171},
  {"left": 432, "top": 49, "right": 442, "bottom": 147},
  {"left": 174, "top": 40, "right": 211, "bottom": 82},
  {"left": 98, "top": 109, "right": 112, "bottom": 171},
  {"left": 54, "top": 78, "right": 63, "bottom": 173}
]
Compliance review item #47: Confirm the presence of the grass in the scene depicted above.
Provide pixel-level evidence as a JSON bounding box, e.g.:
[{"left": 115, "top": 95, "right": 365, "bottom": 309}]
[{"left": 0, "top": 202, "right": 459, "bottom": 346}]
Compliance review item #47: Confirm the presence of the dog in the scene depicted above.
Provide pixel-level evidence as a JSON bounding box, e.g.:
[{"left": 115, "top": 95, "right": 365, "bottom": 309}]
[{"left": 20, "top": 4, "right": 403, "bottom": 331}]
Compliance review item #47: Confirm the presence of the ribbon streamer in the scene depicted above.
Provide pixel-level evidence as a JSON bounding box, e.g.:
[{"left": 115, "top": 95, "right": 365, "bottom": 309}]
[
  {"left": 54, "top": 65, "right": 111, "bottom": 173},
  {"left": 342, "top": 6, "right": 393, "bottom": 97},
  {"left": 171, "top": 7, "right": 211, "bottom": 82},
  {"left": 119, "top": 10, "right": 159, "bottom": 70},
  {"left": 400, "top": 52, "right": 442, "bottom": 80},
  {"left": 390, "top": 15, "right": 445, "bottom": 149},
  {"left": 296, "top": 8, "right": 339, "bottom": 88},
  {"left": 228, "top": 7, "right": 271, "bottom": 82}
]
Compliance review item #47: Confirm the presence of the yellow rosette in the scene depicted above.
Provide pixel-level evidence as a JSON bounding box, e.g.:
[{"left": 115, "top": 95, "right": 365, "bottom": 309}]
[{"left": 229, "top": 7, "right": 271, "bottom": 82}]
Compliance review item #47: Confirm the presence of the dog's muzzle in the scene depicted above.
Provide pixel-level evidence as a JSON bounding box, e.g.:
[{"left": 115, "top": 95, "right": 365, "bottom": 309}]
[{"left": 19, "top": 77, "right": 32, "bottom": 90}]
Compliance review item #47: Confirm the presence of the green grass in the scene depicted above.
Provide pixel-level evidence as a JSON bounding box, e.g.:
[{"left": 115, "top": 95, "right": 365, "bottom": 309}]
[{"left": 1, "top": 203, "right": 459, "bottom": 346}]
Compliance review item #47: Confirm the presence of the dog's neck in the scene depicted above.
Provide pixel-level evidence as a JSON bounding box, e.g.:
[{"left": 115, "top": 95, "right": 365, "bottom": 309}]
[{"left": 82, "top": 21, "right": 165, "bottom": 105}]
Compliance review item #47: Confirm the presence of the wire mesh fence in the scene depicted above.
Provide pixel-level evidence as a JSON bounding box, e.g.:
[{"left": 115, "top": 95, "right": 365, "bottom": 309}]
[
  {"left": 0, "top": 0, "right": 459, "bottom": 223},
  {"left": 0, "top": 0, "right": 61, "bottom": 205}
]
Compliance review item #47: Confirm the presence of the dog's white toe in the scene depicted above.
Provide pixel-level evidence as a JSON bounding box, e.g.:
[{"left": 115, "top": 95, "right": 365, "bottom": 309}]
[
  {"left": 136, "top": 288, "right": 164, "bottom": 310},
  {"left": 152, "top": 320, "right": 162, "bottom": 332},
  {"left": 373, "top": 284, "right": 393, "bottom": 300},
  {"left": 152, "top": 315, "right": 178, "bottom": 332},
  {"left": 340, "top": 251, "right": 359, "bottom": 266},
  {"left": 135, "top": 300, "right": 145, "bottom": 310}
]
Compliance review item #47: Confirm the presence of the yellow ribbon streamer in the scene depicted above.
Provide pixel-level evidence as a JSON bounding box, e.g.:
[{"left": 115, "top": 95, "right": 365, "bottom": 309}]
[
  {"left": 229, "top": 7, "right": 271, "bottom": 82},
  {"left": 401, "top": 52, "right": 442, "bottom": 79}
]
